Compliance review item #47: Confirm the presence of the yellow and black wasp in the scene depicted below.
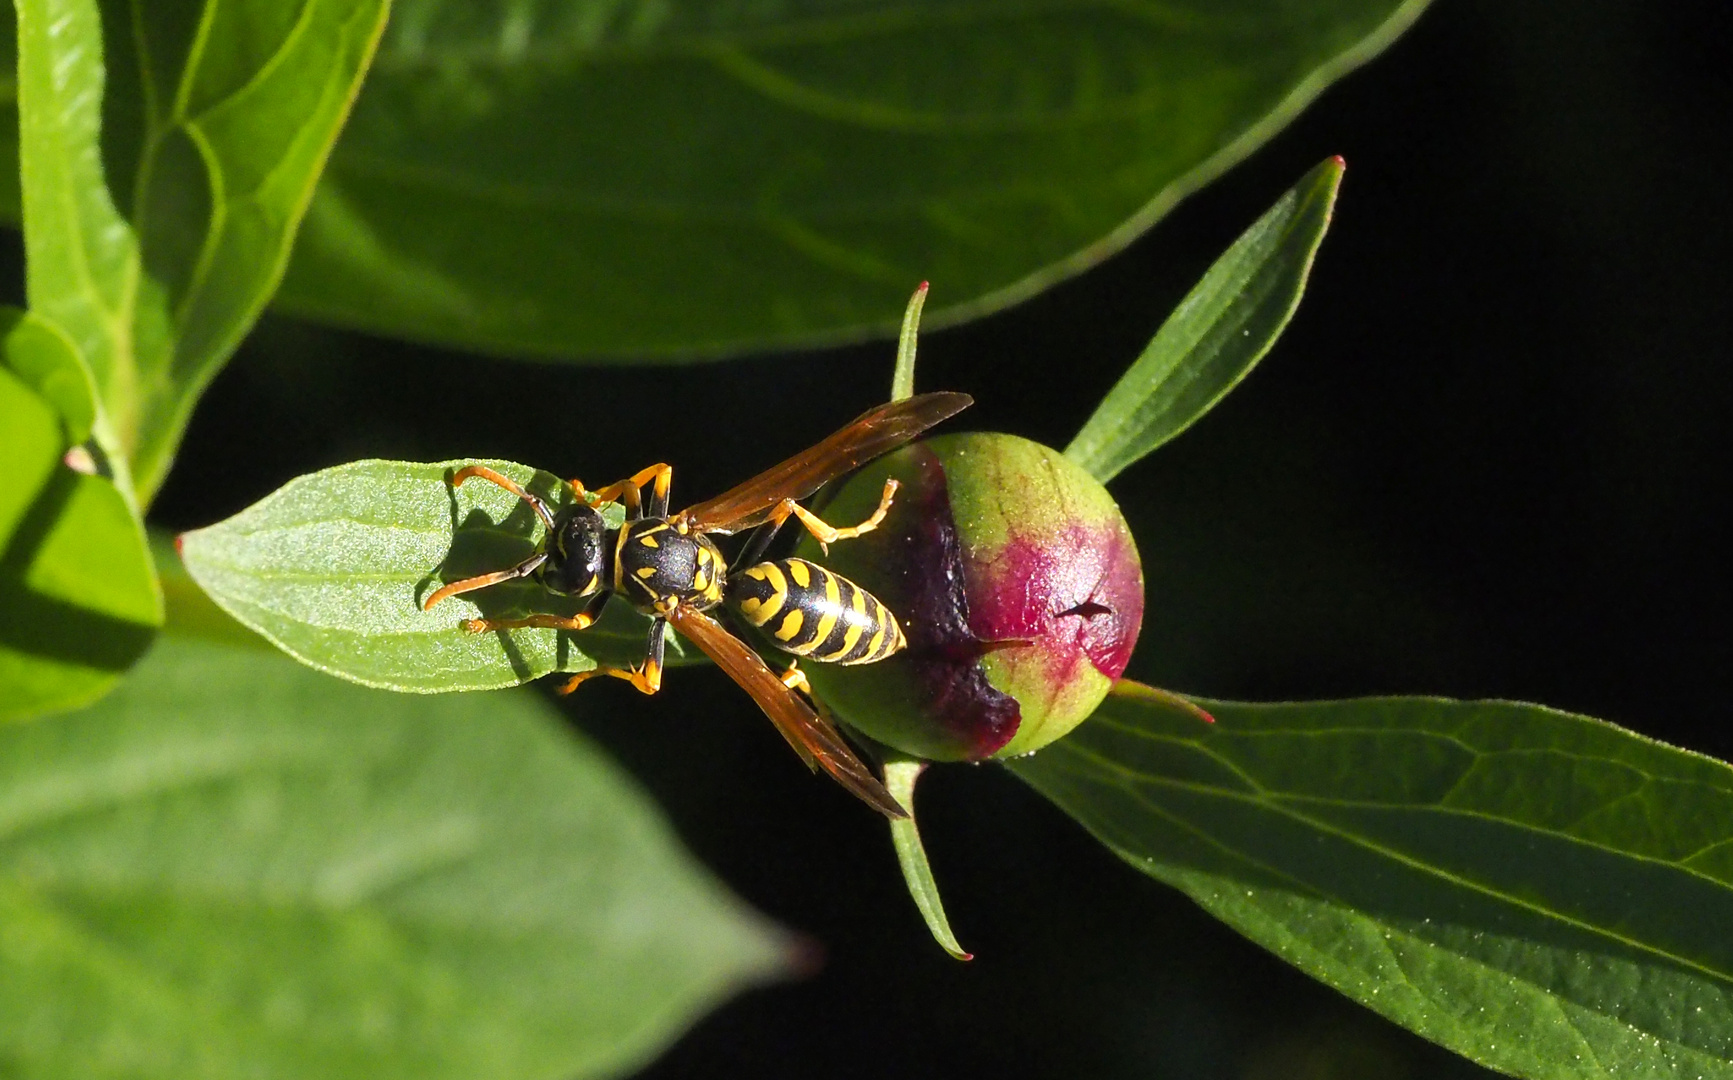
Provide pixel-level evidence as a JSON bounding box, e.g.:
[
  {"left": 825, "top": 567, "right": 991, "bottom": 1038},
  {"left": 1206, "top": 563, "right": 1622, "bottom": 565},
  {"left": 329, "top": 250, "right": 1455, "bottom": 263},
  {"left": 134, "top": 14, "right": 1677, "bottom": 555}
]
[{"left": 422, "top": 392, "right": 972, "bottom": 817}]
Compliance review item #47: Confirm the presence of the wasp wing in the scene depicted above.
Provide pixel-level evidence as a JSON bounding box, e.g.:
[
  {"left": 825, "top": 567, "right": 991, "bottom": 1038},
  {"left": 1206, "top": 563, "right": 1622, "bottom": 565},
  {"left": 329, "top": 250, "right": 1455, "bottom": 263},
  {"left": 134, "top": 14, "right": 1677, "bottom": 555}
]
[
  {"left": 677, "top": 391, "right": 972, "bottom": 535},
  {"left": 667, "top": 605, "right": 908, "bottom": 818}
]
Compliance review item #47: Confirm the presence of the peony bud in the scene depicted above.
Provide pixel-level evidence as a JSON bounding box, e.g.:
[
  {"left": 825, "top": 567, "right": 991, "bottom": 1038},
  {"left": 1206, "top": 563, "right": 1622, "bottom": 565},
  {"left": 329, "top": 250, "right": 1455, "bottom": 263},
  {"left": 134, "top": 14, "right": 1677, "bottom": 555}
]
[{"left": 798, "top": 432, "right": 1142, "bottom": 761}]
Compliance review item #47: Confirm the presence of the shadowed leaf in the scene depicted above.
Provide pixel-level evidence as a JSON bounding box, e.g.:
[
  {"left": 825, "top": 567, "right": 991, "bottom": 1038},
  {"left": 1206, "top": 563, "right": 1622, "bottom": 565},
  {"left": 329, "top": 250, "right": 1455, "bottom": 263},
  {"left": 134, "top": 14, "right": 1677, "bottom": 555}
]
[
  {"left": 0, "top": 311, "right": 159, "bottom": 722},
  {"left": 1009, "top": 690, "right": 1733, "bottom": 1079},
  {"left": 264, "top": 0, "right": 1425, "bottom": 358},
  {"left": 0, "top": 635, "right": 790, "bottom": 1079},
  {"left": 1067, "top": 158, "right": 1344, "bottom": 483}
]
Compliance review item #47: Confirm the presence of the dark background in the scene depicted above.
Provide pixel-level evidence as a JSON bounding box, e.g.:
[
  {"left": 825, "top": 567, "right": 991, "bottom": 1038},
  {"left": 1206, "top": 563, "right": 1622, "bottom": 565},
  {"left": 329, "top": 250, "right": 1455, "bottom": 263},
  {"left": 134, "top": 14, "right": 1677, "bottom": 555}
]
[{"left": 20, "top": 1, "right": 1733, "bottom": 1077}]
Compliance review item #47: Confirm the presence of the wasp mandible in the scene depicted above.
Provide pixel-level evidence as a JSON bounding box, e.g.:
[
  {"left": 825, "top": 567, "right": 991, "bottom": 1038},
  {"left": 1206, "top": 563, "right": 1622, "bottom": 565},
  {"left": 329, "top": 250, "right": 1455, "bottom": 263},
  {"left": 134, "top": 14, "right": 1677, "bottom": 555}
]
[{"left": 422, "top": 392, "right": 972, "bottom": 817}]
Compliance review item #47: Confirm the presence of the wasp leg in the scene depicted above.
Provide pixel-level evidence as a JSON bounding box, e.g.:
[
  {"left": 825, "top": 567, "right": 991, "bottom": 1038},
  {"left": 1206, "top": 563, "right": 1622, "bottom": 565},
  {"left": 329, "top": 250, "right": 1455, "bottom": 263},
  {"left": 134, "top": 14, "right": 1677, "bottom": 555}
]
[
  {"left": 459, "top": 590, "right": 608, "bottom": 633},
  {"left": 766, "top": 477, "right": 899, "bottom": 554},
  {"left": 735, "top": 516, "right": 784, "bottom": 570},
  {"left": 557, "top": 615, "right": 666, "bottom": 695},
  {"left": 423, "top": 552, "right": 549, "bottom": 610},
  {"left": 450, "top": 465, "right": 558, "bottom": 531},
  {"left": 780, "top": 660, "right": 811, "bottom": 695},
  {"left": 587, "top": 464, "right": 674, "bottom": 520}
]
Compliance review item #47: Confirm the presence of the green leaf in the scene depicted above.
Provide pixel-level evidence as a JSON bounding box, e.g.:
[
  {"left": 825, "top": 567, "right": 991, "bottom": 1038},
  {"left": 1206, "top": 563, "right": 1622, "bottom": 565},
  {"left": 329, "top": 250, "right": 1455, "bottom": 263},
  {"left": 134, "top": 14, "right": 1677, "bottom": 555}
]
[
  {"left": 178, "top": 459, "right": 694, "bottom": 693},
  {"left": 12, "top": 0, "right": 137, "bottom": 462},
  {"left": 0, "top": 317, "right": 160, "bottom": 724},
  {"left": 0, "top": 14, "right": 18, "bottom": 220},
  {"left": 0, "top": 635, "right": 790, "bottom": 1079},
  {"left": 257, "top": 0, "right": 1427, "bottom": 359},
  {"left": 1, "top": 308, "right": 96, "bottom": 445},
  {"left": 150, "top": 529, "right": 272, "bottom": 651},
  {"left": 1066, "top": 157, "right": 1345, "bottom": 483},
  {"left": 889, "top": 283, "right": 927, "bottom": 404},
  {"left": 1008, "top": 689, "right": 1733, "bottom": 1079},
  {"left": 883, "top": 757, "right": 971, "bottom": 961},
  {"left": 13, "top": 0, "right": 390, "bottom": 501}
]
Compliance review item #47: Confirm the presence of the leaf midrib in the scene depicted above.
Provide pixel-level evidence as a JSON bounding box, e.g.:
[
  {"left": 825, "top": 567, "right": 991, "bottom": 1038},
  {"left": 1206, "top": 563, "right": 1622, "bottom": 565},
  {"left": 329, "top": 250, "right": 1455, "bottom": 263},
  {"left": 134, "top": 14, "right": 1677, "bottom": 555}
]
[
  {"left": 1083, "top": 718, "right": 1733, "bottom": 886},
  {"left": 1048, "top": 757, "right": 1731, "bottom": 1074},
  {"left": 1048, "top": 739, "right": 1733, "bottom": 987}
]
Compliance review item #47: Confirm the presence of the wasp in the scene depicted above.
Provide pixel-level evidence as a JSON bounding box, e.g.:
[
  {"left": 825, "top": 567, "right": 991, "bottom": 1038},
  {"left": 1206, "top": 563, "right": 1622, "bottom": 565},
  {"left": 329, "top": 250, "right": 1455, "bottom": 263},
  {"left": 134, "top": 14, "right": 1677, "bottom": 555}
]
[{"left": 422, "top": 392, "right": 972, "bottom": 818}]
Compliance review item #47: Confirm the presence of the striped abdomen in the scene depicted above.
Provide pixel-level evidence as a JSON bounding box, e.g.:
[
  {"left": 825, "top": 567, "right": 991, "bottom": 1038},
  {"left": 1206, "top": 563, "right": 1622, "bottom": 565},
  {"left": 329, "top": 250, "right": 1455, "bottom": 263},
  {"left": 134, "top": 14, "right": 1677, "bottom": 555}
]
[{"left": 725, "top": 558, "right": 905, "bottom": 665}]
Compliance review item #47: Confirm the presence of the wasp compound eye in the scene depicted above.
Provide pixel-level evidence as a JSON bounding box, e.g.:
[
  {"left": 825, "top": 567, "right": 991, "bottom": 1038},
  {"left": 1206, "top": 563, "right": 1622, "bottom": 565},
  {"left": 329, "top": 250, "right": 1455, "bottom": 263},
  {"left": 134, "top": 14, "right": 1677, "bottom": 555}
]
[{"left": 799, "top": 433, "right": 1143, "bottom": 761}]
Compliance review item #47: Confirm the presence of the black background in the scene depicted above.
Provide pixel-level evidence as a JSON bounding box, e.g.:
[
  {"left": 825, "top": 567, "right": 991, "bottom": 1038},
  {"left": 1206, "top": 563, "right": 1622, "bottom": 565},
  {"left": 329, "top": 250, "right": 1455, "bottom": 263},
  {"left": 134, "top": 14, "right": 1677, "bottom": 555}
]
[{"left": 17, "top": 1, "right": 1733, "bottom": 1077}]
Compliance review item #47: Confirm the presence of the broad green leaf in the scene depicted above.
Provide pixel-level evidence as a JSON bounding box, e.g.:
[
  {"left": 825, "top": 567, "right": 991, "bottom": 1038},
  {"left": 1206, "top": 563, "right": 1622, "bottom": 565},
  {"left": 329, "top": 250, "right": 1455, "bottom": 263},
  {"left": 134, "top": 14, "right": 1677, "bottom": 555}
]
[
  {"left": 0, "top": 635, "right": 790, "bottom": 1080},
  {"left": 0, "top": 320, "right": 160, "bottom": 724},
  {"left": 13, "top": 0, "right": 390, "bottom": 501},
  {"left": 1066, "top": 157, "right": 1344, "bottom": 483},
  {"left": 255, "top": 0, "right": 1427, "bottom": 359},
  {"left": 1008, "top": 689, "right": 1733, "bottom": 1079},
  {"left": 179, "top": 459, "right": 694, "bottom": 693}
]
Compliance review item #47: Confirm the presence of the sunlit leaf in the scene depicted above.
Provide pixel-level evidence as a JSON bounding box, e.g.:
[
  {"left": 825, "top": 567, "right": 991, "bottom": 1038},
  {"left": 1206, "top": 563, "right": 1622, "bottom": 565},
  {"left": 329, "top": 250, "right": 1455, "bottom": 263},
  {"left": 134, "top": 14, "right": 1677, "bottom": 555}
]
[
  {"left": 178, "top": 459, "right": 693, "bottom": 693},
  {"left": 1009, "top": 689, "right": 1733, "bottom": 1079},
  {"left": 1066, "top": 158, "right": 1344, "bottom": 483},
  {"left": 12, "top": 0, "right": 390, "bottom": 499},
  {"left": 0, "top": 316, "right": 159, "bottom": 723},
  {"left": 1, "top": 308, "right": 95, "bottom": 445},
  {"left": 0, "top": 635, "right": 791, "bottom": 1079}
]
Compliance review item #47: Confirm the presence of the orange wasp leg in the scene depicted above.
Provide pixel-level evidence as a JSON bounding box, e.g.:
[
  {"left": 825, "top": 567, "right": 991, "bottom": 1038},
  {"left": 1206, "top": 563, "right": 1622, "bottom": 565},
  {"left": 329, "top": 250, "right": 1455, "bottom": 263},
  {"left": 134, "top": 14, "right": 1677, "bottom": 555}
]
[
  {"left": 557, "top": 662, "right": 662, "bottom": 697},
  {"left": 587, "top": 463, "right": 674, "bottom": 519},
  {"left": 458, "top": 589, "right": 608, "bottom": 633},
  {"left": 780, "top": 661, "right": 812, "bottom": 695},
  {"left": 766, "top": 477, "right": 900, "bottom": 554},
  {"left": 461, "top": 611, "right": 598, "bottom": 634},
  {"left": 557, "top": 614, "right": 667, "bottom": 696}
]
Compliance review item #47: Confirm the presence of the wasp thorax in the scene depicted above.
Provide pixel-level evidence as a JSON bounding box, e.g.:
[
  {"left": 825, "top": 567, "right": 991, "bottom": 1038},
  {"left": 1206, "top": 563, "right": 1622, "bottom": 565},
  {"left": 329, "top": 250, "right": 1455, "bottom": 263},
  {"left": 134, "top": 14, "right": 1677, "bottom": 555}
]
[
  {"left": 541, "top": 502, "right": 609, "bottom": 596},
  {"left": 799, "top": 433, "right": 1143, "bottom": 761}
]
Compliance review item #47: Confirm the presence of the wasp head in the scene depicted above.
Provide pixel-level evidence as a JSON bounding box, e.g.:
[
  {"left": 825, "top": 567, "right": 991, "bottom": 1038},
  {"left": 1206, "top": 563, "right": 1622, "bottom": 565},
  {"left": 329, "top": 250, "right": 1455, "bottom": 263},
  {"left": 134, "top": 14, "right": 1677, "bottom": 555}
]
[{"left": 540, "top": 502, "right": 610, "bottom": 596}]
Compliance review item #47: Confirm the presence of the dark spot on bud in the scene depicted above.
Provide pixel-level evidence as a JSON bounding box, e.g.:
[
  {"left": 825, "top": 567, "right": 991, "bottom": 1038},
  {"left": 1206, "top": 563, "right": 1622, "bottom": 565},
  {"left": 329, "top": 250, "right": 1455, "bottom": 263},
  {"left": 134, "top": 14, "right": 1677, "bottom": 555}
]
[{"left": 849, "top": 446, "right": 1020, "bottom": 760}]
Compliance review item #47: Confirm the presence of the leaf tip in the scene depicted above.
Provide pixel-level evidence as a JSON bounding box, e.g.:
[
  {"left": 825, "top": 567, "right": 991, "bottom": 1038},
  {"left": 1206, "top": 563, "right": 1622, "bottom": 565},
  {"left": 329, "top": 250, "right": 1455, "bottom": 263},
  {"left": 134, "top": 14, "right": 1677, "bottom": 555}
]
[{"left": 1109, "top": 679, "right": 1214, "bottom": 724}]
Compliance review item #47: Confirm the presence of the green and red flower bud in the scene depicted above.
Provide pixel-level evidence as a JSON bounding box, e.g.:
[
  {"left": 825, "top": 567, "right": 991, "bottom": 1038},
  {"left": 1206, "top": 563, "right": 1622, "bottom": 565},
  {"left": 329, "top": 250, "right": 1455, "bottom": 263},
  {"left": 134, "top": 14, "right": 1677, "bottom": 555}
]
[{"left": 798, "top": 432, "right": 1143, "bottom": 761}]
